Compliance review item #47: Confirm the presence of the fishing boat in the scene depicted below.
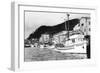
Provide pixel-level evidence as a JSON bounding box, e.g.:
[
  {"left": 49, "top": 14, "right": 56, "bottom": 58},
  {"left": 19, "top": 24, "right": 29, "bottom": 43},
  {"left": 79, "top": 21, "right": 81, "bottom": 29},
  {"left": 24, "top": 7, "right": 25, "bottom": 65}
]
[{"left": 54, "top": 13, "right": 88, "bottom": 53}]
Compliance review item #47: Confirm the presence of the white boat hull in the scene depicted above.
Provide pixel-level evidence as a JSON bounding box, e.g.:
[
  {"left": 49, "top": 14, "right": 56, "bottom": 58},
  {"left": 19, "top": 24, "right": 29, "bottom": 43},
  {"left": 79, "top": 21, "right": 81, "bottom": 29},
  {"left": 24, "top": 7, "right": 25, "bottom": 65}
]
[{"left": 54, "top": 41, "right": 87, "bottom": 53}]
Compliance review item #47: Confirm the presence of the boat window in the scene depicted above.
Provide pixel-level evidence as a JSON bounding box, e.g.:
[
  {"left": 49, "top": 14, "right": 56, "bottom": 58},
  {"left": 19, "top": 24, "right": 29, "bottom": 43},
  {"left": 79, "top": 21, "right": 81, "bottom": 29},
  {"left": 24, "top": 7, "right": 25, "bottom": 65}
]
[{"left": 83, "top": 46, "right": 84, "bottom": 49}]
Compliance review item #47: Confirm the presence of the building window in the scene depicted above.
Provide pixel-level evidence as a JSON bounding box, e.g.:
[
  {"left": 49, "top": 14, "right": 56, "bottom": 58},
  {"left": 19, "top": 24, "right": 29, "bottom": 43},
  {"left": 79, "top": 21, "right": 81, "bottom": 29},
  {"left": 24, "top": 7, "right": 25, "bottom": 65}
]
[{"left": 89, "top": 21, "right": 90, "bottom": 25}]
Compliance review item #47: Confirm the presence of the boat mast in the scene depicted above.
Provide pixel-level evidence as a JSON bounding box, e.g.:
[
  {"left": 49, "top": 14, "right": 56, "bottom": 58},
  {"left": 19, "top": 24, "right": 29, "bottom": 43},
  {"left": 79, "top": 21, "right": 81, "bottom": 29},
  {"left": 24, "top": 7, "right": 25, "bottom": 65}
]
[
  {"left": 66, "top": 13, "right": 70, "bottom": 40},
  {"left": 65, "top": 17, "right": 67, "bottom": 31},
  {"left": 65, "top": 13, "right": 70, "bottom": 40}
]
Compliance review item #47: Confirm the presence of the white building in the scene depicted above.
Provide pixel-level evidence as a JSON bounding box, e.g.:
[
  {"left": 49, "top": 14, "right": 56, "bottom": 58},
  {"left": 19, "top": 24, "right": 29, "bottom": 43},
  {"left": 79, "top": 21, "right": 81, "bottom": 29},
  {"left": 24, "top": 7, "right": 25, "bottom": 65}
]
[
  {"left": 73, "top": 17, "right": 91, "bottom": 35},
  {"left": 39, "top": 33, "right": 50, "bottom": 43},
  {"left": 53, "top": 31, "right": 67, "bottom": 44}
]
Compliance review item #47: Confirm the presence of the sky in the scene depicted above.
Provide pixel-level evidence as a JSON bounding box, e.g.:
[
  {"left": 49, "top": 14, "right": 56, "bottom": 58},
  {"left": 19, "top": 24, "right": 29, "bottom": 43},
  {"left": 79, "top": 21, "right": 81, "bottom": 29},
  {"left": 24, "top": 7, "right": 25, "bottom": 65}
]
[{"left": 25, "top": 11, "right": 90, "bottom": 39}]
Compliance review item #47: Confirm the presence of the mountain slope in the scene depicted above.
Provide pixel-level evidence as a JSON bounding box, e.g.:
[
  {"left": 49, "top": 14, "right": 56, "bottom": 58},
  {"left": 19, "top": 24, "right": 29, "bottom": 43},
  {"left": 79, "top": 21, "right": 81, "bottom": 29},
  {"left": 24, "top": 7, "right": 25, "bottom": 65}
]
[{"left": 27, "top": 18, "right": 80, "bottom": 40}]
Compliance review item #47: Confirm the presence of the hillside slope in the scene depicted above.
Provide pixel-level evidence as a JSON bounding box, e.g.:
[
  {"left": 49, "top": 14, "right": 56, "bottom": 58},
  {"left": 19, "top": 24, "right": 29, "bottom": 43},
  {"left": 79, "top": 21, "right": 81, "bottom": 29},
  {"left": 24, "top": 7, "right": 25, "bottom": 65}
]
[{"left": 27, "top": 18, "right": 79, "bottom": 40}]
